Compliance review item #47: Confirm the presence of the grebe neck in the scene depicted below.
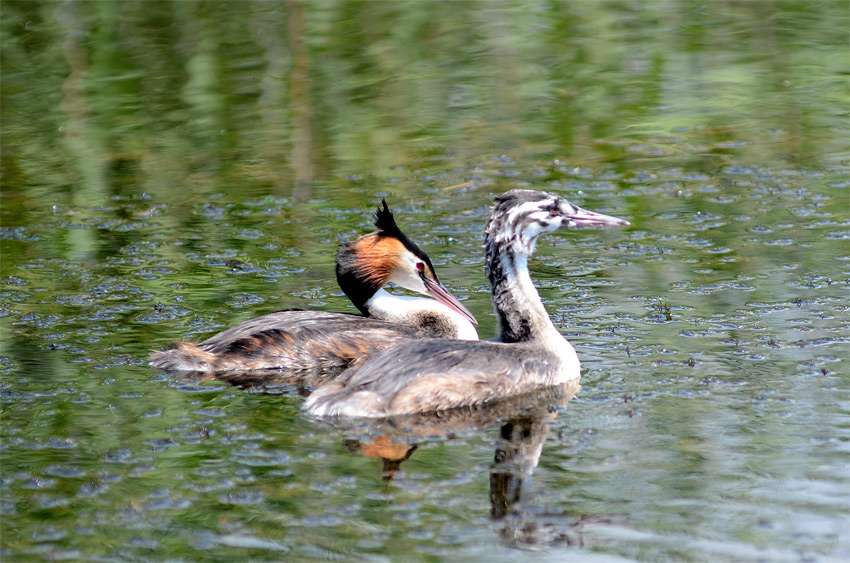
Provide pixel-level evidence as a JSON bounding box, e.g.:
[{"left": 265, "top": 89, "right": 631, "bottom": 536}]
[
  {"left": 486, "top": 241, "right": 559, "bottom": 343},
  {"left": 336, "top": 248, "right": 382, "bottom": 316},
  {"left": 365, "top": 289, "right": 479, "bottom": 341}
]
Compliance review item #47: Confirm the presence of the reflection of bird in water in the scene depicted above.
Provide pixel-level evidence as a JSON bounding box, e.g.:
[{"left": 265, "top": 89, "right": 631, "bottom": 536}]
[
  {"left": 150, "top": 201, "right": 477, "bottom": 375},
  {"left": 490, "top": 413, "right": 613, "bottom": 550},
  {"left": 333, "top": 382, "right": 576, "bottom": 478},
  {"left": 306, "top": 190, "right": 629, "bottom": 417},
  {"left": 343, "top": 436, "right": 417, "bottom": 481},
  {"left": 490, "top": 415, "right": 548, "bottom": 520},
  {"left": 332, "top": 382, "right": 608, "bottom": 548}
]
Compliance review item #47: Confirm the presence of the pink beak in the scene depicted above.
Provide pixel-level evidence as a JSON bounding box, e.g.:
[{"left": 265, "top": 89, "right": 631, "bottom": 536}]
[
  {"left": 423, "top": 278, "right": 478, "bottom": 325},
  {"left": 565, "top": 205, "right": 630, "bottom": 228}
]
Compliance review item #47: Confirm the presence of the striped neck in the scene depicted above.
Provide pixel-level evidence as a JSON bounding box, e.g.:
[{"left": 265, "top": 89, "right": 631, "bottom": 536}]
[{"left": 484, "top": 226, "right": 559, "bottom": 344}]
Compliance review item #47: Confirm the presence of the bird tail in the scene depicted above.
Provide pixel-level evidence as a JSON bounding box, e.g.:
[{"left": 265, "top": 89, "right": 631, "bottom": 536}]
[{"left": 150, "top": 342, "right": 216, "bottom": 372}]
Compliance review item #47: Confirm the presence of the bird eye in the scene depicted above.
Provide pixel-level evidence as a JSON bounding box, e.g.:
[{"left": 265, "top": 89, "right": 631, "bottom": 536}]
[
  {"left": 416, "top": 262, "right": 425, "bottom": 272},
  {"left": 549, "top": 207, "right": 559, "bottom": 217}
]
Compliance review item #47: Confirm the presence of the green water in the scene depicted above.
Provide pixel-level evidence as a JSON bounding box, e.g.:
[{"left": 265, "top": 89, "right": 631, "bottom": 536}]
[{"left": 2, "top": 1, "right": 848, "bottom": 561}]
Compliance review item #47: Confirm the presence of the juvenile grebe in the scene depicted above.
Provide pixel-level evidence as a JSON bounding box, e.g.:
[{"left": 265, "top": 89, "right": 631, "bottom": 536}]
[
  {"left": 150, "top": 201, "right": 477, "bottom": 373},
  {"left": 305, "top": 190, "right": 629, "bottom": 417}
]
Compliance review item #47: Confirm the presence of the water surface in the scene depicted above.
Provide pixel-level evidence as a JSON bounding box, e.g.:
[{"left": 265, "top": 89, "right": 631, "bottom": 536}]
[{"left": 2, "top": 2, "right": 848, "bottom": 561}]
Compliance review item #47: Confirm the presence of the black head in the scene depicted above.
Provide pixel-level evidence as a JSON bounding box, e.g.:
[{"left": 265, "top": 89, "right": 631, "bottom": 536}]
[{"left": 336, "top": 200, "right": 477, "bottom": 324}]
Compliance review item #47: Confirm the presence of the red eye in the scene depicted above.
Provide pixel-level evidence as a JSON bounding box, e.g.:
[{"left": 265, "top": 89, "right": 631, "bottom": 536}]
[{"left": 416, "top": 262, "right": 425, "bottom": 272}]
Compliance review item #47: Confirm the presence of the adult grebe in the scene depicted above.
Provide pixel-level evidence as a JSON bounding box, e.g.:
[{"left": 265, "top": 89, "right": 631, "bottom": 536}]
[
  {"left": 305, "top": 190, "right": 629, "bottom": 417},
  {"left": 150, "top": 201, "right": 477, "bottom": 373}
]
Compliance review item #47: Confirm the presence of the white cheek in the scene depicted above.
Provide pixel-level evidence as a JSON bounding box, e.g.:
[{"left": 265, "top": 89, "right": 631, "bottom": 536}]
[
  {"left": 521, "top": 215, "right": 562, "bottom": 243},
  {"left": 390, "top": 268, "right": 426, "bottom": 292}
]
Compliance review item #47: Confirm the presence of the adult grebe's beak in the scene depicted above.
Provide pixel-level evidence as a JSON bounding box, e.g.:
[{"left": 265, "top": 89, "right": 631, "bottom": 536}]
[{"left": 422, "top": 278, "right": 478, "bottom": 325}]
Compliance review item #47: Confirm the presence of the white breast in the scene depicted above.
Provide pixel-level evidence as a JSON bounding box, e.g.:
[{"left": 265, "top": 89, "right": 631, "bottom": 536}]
[{"left": 366, "top": 289, "right": 479, "bottom": 341}]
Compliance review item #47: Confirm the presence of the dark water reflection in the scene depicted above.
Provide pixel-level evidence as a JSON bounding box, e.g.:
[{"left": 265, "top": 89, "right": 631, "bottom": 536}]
[
  {"left": 2, "top": 1, "right": 849, "bottom": 561},
  {"left": 304, "top": 383, "right": 594, "bottom": 552}
]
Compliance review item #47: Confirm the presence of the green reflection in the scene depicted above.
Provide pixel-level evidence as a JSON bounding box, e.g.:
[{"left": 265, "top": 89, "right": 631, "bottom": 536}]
[{"left": 1, "top": 1, "right": 848, "bottom": 561}]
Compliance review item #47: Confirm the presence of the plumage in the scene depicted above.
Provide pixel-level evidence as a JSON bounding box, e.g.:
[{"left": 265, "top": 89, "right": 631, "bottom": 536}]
[
  {"left": 150, "top": 201, "right": 477, "bottom": 375},
  {"left": 304, "top": 338, "right": 572, "bottom": 416},
  {"left": 305, "top": 190, "right": 629, "bottom": 417}
]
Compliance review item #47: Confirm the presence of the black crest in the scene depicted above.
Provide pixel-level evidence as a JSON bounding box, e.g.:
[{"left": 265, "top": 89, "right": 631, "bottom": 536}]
[
  {"left": 374, "top": 199, "right": 434, "bottom": 269},
  {"left": 374, "top": 199, "right": 406, "bottom": 240}
]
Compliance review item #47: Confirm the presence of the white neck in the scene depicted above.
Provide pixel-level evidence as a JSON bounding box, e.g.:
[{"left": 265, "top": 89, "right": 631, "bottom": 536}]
[{"left": 365, "top": 289, "right": 479, "bottom": 341}]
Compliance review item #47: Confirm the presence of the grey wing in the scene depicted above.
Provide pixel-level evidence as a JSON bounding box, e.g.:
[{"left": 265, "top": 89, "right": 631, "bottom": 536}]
[
  {"left": 198, "top": 310, "right": 361, "bottom": 351},
  {"left": 151, "top": 310, "right": 430, "bottom": 373},
  {"left": 305, "top": 339, "right": 555, "bottom": 417}
]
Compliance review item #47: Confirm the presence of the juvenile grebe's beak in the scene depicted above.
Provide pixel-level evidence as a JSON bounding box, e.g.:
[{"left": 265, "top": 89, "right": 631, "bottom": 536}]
[
  {"left": 565, "top": 205, "right": 630, "bottom": 228},
  {"left": 422, "top": 278, "right": 478, "bottom": 325}
]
